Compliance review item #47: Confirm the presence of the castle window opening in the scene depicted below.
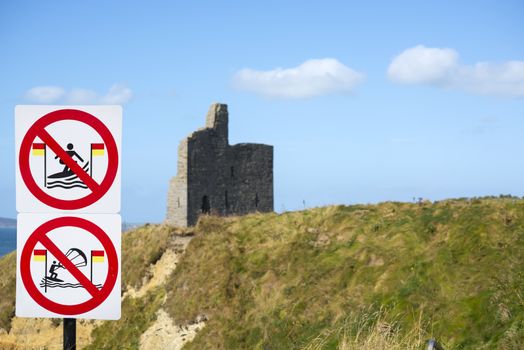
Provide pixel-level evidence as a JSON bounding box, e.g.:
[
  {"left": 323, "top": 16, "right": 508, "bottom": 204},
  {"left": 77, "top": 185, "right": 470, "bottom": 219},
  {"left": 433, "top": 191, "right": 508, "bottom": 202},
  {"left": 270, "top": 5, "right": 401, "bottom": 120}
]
[
  {"left": 230, "top": 166, "right": 234, "bottom": 178},
  {"left": 255, "top": 193, "right": 259, "bottom": 208},
  {"left": 201, "top": 195, "right": 211, "bottom": 214}
]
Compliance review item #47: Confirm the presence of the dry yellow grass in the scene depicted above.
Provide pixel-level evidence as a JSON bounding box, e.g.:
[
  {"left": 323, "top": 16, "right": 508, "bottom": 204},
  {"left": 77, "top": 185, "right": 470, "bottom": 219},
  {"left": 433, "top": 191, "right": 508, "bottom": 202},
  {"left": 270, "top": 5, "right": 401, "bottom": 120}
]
[{"left": 302, "top": 306, "right": 430, "bottom": 350}]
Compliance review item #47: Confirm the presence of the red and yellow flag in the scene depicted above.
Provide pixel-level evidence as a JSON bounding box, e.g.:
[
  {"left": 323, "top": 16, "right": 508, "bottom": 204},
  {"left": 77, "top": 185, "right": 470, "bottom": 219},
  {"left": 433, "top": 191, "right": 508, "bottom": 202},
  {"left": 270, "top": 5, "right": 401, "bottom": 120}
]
[
  {"left": 92, "top": 250, "right": 105, "bottom": 263},
  {"left": 32, "top": 143, "right": 45, "bottom": 156},
  {"left": 33, "top": 249, "right": 46, "bottom": 262},
  {"left": 91, "top": 143, "right": 105, "bottom": 156}
]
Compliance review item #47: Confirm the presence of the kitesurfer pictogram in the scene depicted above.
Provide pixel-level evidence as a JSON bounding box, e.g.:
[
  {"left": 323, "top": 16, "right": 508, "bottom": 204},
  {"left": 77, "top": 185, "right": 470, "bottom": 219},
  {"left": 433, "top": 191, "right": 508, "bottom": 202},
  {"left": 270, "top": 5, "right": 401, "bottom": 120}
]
[{"left": 37, "top": 247, "right": 103, "bottom": 291}]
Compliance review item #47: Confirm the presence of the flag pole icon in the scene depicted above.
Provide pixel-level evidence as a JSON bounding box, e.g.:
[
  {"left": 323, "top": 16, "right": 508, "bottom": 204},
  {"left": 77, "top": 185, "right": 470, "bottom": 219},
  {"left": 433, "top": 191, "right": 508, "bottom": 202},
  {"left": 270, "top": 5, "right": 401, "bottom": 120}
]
[
  {"left": 33, "top": 249, "right": 48, "bottom": 292},
  {"left": 32, "top": 143, "right": 47, "bottom": 187},
  {"left": 33, "top": 249, "right": 47, "bottom": 261},
  {"left": 90, "top": 250, "right": 105, "bottom": 283},
  {"left": 90, "top": 143, "right": 105, "bottom": 177},
  {"left": 91, "top": 143, "right": 105, "bottom": 156},
  {"left": 32, "top": 143, "right": 45, "bottom": 156}
]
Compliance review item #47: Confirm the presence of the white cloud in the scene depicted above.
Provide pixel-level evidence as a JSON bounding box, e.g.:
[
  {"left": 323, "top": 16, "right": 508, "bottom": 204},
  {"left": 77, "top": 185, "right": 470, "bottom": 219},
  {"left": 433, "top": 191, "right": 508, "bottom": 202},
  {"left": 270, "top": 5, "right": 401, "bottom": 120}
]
[
  {"left": 25, "top": 86, "right": 65, "bottom": 103},
  {"left": 387, "top": 45, "right": 458, "bottom": 85},
  {"left": 24, "top": 83, "right": 133, "bottom": 104},
  {"left": 100, "top": 84, "right": 133, "bottom": 104},
  {"left": 66, "top": 88, "right": 99, "bottom": 104},
  {"left": 388, "top": 45, "right": 524, "bottom": 97},
  {"left": 233, "top": 58, "right": 365, "bottom": 98},
  {"left": 457, "top": 61, "right": 524, "bottom": 97}
]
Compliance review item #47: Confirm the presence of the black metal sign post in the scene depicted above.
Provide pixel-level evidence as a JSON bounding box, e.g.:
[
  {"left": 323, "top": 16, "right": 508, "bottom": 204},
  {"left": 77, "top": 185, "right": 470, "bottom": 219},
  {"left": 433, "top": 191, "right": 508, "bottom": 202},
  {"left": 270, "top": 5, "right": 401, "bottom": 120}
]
[{"left": 63, "top": 318, "right": 76, "bottom": 350}]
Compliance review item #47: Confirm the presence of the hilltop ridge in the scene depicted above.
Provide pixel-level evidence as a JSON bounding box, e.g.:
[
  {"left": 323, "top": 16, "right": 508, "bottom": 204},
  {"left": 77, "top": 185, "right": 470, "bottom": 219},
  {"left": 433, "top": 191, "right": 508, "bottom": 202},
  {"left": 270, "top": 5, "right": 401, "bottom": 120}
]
[{"left": 1, "top": 197, "right": 524, "bottom": 349}]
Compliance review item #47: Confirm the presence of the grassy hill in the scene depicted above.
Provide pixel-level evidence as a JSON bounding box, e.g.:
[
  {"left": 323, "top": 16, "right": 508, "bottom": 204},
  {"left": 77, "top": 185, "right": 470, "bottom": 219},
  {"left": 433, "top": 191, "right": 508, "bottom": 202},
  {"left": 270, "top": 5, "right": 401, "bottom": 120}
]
[{"left": 1, "top": 197, "right": 524, "bottom": 349}]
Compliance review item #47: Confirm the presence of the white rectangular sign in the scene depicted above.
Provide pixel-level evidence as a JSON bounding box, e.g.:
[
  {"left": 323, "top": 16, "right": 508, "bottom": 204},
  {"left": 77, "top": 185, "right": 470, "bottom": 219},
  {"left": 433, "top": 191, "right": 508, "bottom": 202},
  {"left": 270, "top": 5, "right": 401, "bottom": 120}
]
[
  {"left": 15, "top": 105, "right": 122, "bottom": 214},
  {"left": 16, "top": 213, "right": 121, "bottom": 320}
]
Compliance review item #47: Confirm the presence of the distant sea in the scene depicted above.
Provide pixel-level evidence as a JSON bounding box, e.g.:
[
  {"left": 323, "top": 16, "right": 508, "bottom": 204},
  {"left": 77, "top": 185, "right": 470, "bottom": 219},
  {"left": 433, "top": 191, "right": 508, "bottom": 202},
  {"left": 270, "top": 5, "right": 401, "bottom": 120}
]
[{"left": 0, "top": 228, "right": 16, "bottom": 257}]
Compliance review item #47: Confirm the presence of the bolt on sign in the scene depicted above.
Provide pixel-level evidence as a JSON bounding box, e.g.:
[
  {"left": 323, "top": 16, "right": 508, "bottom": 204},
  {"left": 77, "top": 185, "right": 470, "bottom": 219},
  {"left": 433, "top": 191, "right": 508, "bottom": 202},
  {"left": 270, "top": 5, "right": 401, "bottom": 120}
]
[
  {"left": 15, "top": 105, "right": 122, "bottom": 213},
  {"left": 15, "top": 105, "right": 122, "bottom": 321}
]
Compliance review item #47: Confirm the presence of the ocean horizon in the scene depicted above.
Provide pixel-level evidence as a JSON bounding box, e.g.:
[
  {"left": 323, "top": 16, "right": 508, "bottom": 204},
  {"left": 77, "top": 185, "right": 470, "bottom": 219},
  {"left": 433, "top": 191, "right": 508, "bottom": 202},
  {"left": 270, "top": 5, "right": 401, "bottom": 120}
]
[{"left": 0, "top": 227, "right": 16, "bottom": 257}]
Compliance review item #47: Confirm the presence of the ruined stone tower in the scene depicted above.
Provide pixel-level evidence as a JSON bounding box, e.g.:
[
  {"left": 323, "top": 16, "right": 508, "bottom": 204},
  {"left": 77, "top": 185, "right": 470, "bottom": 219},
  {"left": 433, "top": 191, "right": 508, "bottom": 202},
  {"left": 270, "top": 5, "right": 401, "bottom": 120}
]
[{"left": 166, "top": 103, "right": 273, "bottom": 227}]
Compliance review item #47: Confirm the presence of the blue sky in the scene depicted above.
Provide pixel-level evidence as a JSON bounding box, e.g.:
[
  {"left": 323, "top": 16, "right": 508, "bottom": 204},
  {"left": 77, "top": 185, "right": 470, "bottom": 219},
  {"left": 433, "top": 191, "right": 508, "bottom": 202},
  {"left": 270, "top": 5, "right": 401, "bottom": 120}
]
[{"left": 1, "top": 0, "right": 523, "bottom": 223}]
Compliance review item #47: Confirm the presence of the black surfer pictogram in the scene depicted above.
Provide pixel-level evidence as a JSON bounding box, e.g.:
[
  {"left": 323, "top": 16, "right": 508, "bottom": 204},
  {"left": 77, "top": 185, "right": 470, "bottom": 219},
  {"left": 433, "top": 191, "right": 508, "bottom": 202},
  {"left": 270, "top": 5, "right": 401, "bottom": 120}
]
[
  {"left": 47, "top": 143, "right": 90, "bottom": 189},
  {"left": 48, "top": 260, "right": 63, "bottom": 281},
  {"left": 56, "top": 143, "right": 84, "bottom": 173}
]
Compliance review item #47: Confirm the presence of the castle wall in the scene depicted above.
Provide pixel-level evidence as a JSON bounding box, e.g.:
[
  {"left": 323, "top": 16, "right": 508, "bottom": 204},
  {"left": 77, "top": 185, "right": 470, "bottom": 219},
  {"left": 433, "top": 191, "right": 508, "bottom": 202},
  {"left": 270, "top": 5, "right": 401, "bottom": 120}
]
[
  {"left": 186, "top": 127, "right": 229, "bottom": 226},
  {"left": 165, "top": 139, "right": 189, "bottom": 226},
  {"left": 166, "top": 103, "right": 273, "bottom": 227},
  {"left": 228, "top": 143, "right": 273, "bottom": 215}
]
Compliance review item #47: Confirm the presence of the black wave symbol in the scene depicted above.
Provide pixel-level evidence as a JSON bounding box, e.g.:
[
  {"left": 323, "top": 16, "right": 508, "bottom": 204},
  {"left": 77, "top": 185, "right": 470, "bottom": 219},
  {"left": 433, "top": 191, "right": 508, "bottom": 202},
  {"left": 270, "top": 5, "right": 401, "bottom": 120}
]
[
  {"left": 46, "top": 181, "right": 88, "bottom": 189},
  {"left": 40, "top": 281, "right": 103, "bottom": 289},
  {"left": 47, "top": 162, "right": 90, "bottom": 189}
]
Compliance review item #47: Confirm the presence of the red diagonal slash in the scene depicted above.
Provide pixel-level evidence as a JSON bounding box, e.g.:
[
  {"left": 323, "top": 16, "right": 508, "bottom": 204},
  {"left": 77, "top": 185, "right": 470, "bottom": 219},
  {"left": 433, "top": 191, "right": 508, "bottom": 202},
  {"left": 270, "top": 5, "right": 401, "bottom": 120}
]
[
  {"left": 39, "top": 234, "right": 101, "bottom": 298},
  {"left": 37, "top": 128, "right": 100, "bottom": 191}
]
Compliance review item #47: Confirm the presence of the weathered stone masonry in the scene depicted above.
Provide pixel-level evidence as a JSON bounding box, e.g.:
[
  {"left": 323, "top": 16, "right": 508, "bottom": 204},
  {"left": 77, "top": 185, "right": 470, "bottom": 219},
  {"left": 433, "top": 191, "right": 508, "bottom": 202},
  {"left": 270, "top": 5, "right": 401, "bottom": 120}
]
[{"left": 166, "top": 103, "right": 273, "bottom": 227}]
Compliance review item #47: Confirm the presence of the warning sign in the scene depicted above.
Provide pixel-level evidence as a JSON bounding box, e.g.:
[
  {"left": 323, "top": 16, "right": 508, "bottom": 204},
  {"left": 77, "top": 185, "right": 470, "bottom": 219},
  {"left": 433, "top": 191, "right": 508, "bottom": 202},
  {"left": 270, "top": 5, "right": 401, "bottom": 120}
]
[
  {"left": 15, "top": 105, "right": 122, "bottom": 213},
  {"left": 16, "top": 213, "right": 121, "bottom": 319}
]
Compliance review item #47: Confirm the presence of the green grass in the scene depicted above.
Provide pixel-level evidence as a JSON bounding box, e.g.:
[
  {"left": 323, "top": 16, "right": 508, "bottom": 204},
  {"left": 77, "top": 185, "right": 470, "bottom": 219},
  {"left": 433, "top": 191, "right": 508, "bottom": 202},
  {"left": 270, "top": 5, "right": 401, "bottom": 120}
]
[
  {"left": 0, "top": 251, "right": 16, "bottom": 332},
  {"left": 1, "top": 197, "right": 524, "bottom": 349},
  {"left": 164, "top": 197, "right": 524, "bottom": 349}
]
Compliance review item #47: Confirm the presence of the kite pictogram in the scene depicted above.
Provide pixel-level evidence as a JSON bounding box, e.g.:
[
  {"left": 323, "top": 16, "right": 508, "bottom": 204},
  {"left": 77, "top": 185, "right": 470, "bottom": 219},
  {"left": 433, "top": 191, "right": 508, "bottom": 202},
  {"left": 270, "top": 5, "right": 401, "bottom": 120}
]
[{"left": 20, "top": 216, "right": 118, "bottom": 315}]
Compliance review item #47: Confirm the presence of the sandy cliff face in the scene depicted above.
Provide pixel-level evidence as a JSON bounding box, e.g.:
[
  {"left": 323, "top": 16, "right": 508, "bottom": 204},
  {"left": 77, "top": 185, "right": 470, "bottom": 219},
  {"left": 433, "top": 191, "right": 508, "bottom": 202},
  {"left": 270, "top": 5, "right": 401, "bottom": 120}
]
[
  {"left": 0, "top": 318, "right": 95, "bottom": 350},
  {"left": 140, "top": 309, "right": 206, "bottom": 350}
]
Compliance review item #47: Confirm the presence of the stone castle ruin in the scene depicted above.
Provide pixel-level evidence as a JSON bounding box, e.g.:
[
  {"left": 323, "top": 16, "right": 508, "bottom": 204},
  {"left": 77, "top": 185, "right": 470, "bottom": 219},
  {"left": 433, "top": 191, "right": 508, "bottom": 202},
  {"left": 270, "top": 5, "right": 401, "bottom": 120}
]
[{"left": 166, "top": 103, "right": 273, "bottom": 227}]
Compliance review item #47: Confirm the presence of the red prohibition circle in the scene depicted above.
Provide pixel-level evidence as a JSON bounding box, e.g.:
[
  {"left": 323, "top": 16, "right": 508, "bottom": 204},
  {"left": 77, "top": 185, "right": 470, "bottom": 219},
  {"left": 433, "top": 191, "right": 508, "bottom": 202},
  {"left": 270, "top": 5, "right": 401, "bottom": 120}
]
[
  {"left": 19, "top": 109, "right": 118, "bottom": 210},
  {"left": 20, "top": 217, "right": 118, "bottom": 315}
]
